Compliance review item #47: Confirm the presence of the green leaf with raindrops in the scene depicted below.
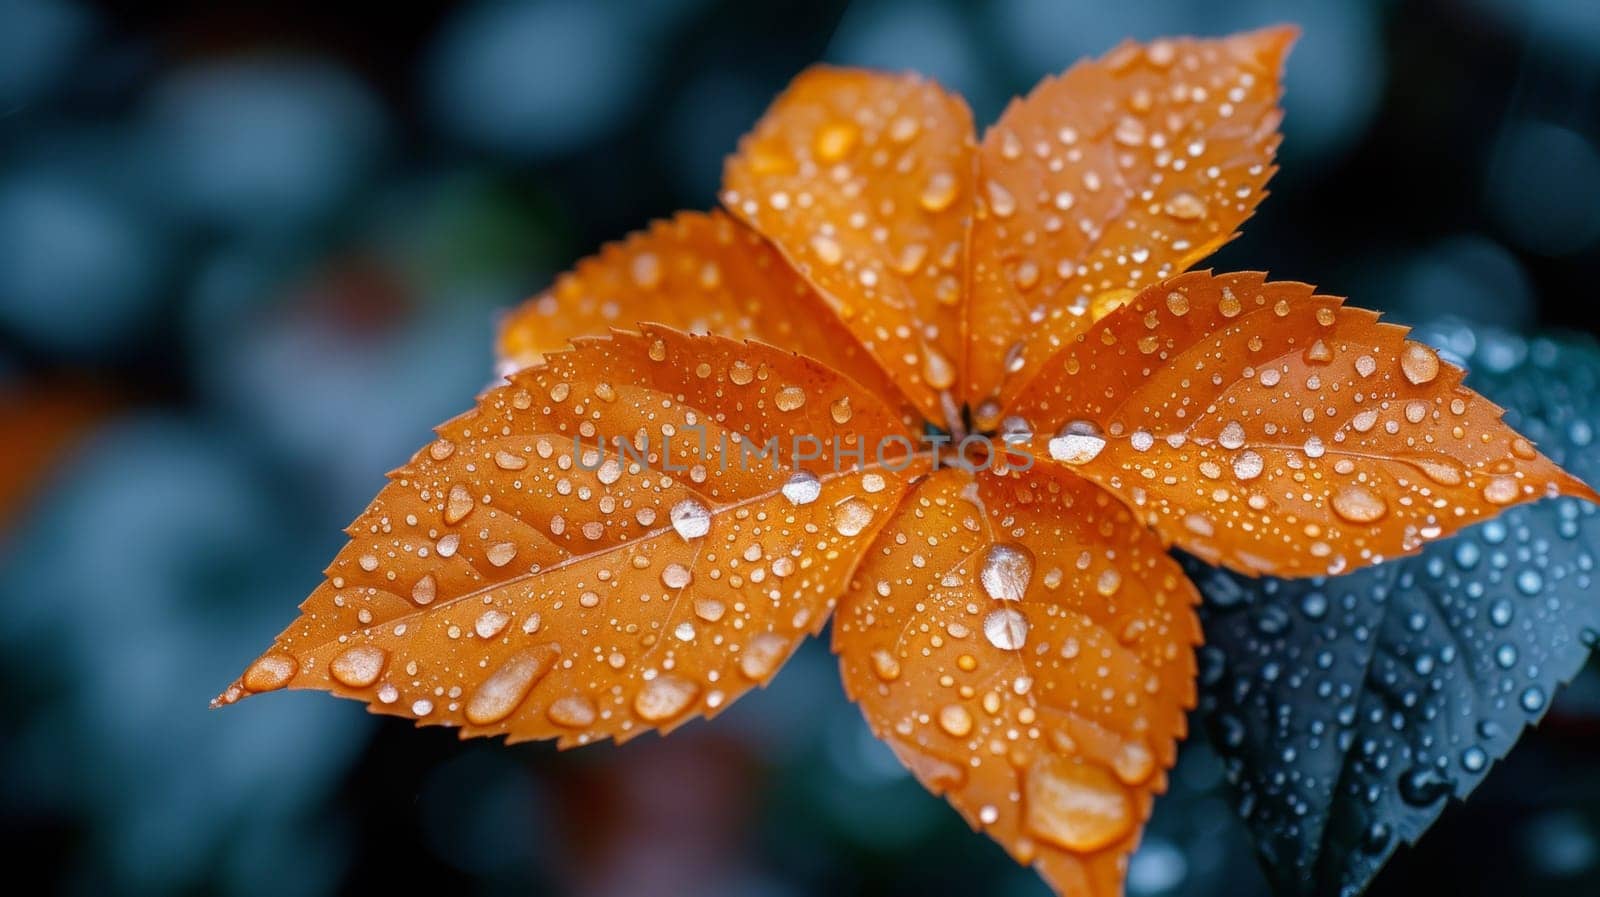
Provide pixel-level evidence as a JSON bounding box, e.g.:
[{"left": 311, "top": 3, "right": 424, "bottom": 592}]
[{"left": 1187, "top": 321, "right": 1600, "bottom": 897}]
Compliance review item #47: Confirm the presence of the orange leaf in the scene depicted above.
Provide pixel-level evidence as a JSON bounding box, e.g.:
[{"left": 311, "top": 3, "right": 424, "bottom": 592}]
[
  {"left": 723, "top": 67, "right": 975, "bottom": 430},
  {"left": 218, "top": 325, "right": 926, "bottom": 745},
  {"left": 834, "top": 464, "right": 1199, "bottom": 895},
  {"left": 966, "top": 27, "right": 1293, "bottom": 429},
  {"left": 496, "top": 210, "right": 920, "bottom": 427},
  {"left": 1008, "top": 270, "right": 1599, "bottom": 577}
]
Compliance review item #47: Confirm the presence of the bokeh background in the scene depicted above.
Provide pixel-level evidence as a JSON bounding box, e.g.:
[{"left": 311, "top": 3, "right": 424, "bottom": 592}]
[{"left": 3, "top": 1, "right": 1600, "bottom": 895}]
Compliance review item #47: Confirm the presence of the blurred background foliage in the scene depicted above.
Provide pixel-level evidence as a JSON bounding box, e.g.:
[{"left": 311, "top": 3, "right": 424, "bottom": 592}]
[{"left": 2, "top": 1, "right": 1599, "bottom": 896}]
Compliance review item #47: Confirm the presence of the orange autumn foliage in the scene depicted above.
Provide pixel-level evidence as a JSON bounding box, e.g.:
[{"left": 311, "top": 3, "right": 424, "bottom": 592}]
[{"left": 221, "top": 26, "right": 1597, "bottom": 897}]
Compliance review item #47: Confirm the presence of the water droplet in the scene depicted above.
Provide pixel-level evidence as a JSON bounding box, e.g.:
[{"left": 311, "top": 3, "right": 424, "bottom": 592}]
[
  {"left": 1520, "top": 686, "right": 1547, "bottom": 713},
  {"left": 465, "top": 646, "right": 558, "bottom": 725},
  {"left": 980, "top": 543, "right": 1035, "bottom": 602},
  {"left": 547, "top": 694, "right": 597, "bottom": 728},
  {"left": 984, "top": 608, "right": 1030, "bottom": 650},
  {"left": 243, "top": 653, "right": 296, "bottom": 692},
  {"left": 813, "top": 120, "right": 858, "bottom": 161},
  {"left": 1049, "top": 433, "right": 1106, "bottom": 464},
  {"left": 938, "top": 704, "right": 974, "bottom": 737},
  {"left": 1113, "top": 741, "right": 1155, "bottom": 786},
  {"left": 740, "top": 633, "right": 788, "bottom": 680},
  {"left": 809, "top": 234, "right": 843, "bottom": 266},
  {"left": 635, "top": 675, "right": 699, "bottom": 721},
  {"left": 923, "top": 349, "right": 956, "bottom": 389},
  {"left": 920, "top": 171, "right": 958, "bottom": 212},
  {"left": 1332, "top": 484, "right": 1388, "bottom": 524},
  {"left": 670, "top": 499, "right": 712, "bottom": 540},
  {"left": 412, "top": 575, "right": 437, "bottom": 606},
  {"left": 985, "top": 179, "right": 1016, "bottom": 217},
  {"left": 445, "top": 484, "right": 474, "bottom": 524},
  {"left": 330, "top": 646, "right": 387, "bottom": 688},
  {"left": 775, "top": 385, "right": 807, "bottom": 411},
  {"left": 1400, "top": 342, "right": 1441, "bottom": 384},
  {"left": 833, "top": 500, "right": 876, "bottom": 537},
  {"left": 870, "top": 647, "right": 901, "bottom": 681},
  {"left": 1023, "top": 755, "right": 1134, "bottom": 852},
  {"left": 1218, "top": 421, "right": 1246, "bottom": 450},
  {"left": 1483, "top": 476, "right": 1521, "bottom": 505},
  {"left": 1399, "top": 766, "right": 1454, "bottom": 806},
  {"left": 661, "top": 563, "right": 693, "bottom": 590},
  {"left": 1232, "top": 451, "right": 1264, "bottom": 481},
  {"left": 1163, "top": 192, "right": 1206, "bottom": 221}
]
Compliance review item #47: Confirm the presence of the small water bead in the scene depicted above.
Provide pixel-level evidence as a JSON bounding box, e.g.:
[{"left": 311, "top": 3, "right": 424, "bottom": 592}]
[
  {"left": 486, "top": 542, "right": 517, "bottom": 567},
  {"left": 475, "top": 609, "right": 510, "bottom": 639},
  {"left": 1461, "top": 746, "right": 1488, "bottom": 773},
  {"left": 809, "top": 233, "right": 843, "bottom": 266},
  {"left": 729, "top": 360, "right": 755, "bottom": 385},
  {"left": 921, "top": 171, "right": 959, "bottom": 212},
  {"left": 1355, "top": 354, "right": 1377, "bottom": 378},
  {"left": 833, "top": 500, "right": 876, "bottom": 537},
  {"left": 1331, "top": 485, "right": 1388, "bottom": 524},
  {"left": 429, "top": 439, "right": 456, "bottom": 461},
  {"left": 412, "top": 574, "right": 437, "bottom": 605},
  {"left": 923, "top": 349, "right": 956, "bottom": 390},
  {"left": 1232, "top": 451, "right": 1264, "bottom": 481},
  {"left": 1218, "top": 421, "right": 1246, "bottom": 450},
  {"left": 813, "top": 120, "right": 858, "bottom": 161},
  {"left": 243, "top": 653, "right": 296, "bottom": 692},
  {"left": 986, "top": 180, "right": 1017, "bottom": 217},
  {"left": 494, "top": 450, "right": 527, "bottom": 471},
  {"left": 870, "top": 648, "right": 902, "bottom": 681},
  {"left": 1483, "top": 476, "right": 1520, "bottom": 505},
  {"left": 330, "top": 646, "right": 387, "bottom": 687},
  {"left": 782, "top": 470, "right": 822, "bottom": 506},
  {"left": 466, "top": 647, "right": 558, "bottom": 725},
  {"left": 980, "top": 543, "right": 1035, "bottom": 602},
  {"left": 634, "top": 675, "right": 699, "bottom": 722},
  {"left": 1400, "top": 342, "right": 1441, "bottom": 384},
  {"left": 1049, "top": 433, "right": 1107, "bottom": 464},
  {"left": 1520, "top": 686, "right": 1547, "bottom": 713},
  {"left": 445, "top": 484, "right": 474, "bottom": 524},
  {"left": 661, "top": 563, "right": 693, "bottom": 589},
  {"left": 983, "top": 608, "right": 1030, "bottom": 650},
  {"left": 937, "top": 704, "right": 974, "bottom": 737},
  {"left": 670, "top": 499, "right": 712, "bottom": 540},
  {"left": 376, "top": 683, "right": 399, "bottom": 704},
  {"left": 774, "top": 385, "right": 807, "bottom": 411},
  {"left": 740, "top": 633, "right": 788, "bottom": 680},
  {"left": 1130, "top": 430, "right": 1155, "bottom": 452},
  {"left": 1163, "top": 192, "right": 1206, "bottom": 221},
  {"left": 830, "top": 396, "right": 853, "bottom": 424},
  {"left": 412, "top": 698, "right": 434, "bottom": 716},
  {"left": 1023, "top": 755, "right": 1134, "bottom": 852},
  {"left": 548, "top": 695, "right": 598, "bottom": 728}
]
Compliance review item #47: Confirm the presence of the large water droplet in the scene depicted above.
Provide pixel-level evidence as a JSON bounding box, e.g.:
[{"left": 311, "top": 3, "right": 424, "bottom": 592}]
[
  {"left": 1023, "top": 755, "right": 1135, "bottom": 852},
  {"left": 980, "top": 543, "right": 1035, "bottom": 602},
  {"left": 983, "top": 608, "right": 1030, "bottom": 650},
  {"left": 330, "top": 645, "right": 387, "bottom": 688},
  {"left": 670, "top": 499, "right": 712, "bottom": 540},
  {"left": 635, "top": 675, "right": 699, "bottom": 721},
  {"left": 782, "top": 470, "right": 822, "bottom": 506},
  {"left": 465, "top": 645, "right": 558, "bottom": 725}
]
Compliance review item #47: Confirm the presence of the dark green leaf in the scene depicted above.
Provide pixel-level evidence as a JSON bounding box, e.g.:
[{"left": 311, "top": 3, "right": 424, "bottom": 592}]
[{"left": 1189, "top": 321, "right": 1600, "bottom": 897}]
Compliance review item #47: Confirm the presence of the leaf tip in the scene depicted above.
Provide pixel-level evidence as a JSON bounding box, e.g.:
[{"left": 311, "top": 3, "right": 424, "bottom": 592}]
[{"left": 1236, "top": 23, "right": 1300, "bottom": 72}]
